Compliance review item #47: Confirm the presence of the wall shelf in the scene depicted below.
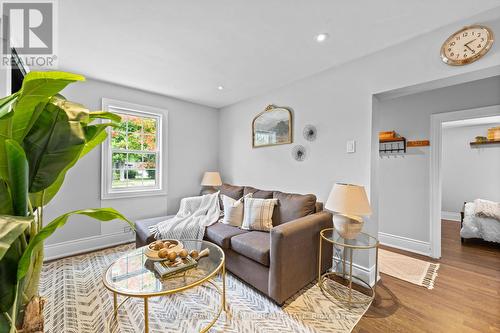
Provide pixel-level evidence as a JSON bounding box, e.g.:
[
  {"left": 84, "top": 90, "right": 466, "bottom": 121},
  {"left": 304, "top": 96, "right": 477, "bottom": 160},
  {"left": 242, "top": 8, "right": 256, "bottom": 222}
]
[{"left": 470, "top": 140, "right": 500, "bottom": 147}]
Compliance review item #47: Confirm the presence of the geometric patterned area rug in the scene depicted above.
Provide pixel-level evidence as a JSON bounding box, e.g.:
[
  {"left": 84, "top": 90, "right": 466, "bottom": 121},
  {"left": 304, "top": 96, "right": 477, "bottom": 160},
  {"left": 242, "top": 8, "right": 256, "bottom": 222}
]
[
  {"left": 378, "top": 249, "right": 440, "bottom": 289},
  {"left": 41, "top": 244, "right": 371, "bottom": 332}
]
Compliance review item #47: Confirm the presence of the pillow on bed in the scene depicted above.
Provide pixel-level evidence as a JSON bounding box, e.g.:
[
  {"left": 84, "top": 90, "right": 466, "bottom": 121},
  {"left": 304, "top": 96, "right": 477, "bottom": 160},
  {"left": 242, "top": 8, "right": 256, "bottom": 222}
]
[{"left": 474, "top": 199, "right": 500, "bottom": 222}]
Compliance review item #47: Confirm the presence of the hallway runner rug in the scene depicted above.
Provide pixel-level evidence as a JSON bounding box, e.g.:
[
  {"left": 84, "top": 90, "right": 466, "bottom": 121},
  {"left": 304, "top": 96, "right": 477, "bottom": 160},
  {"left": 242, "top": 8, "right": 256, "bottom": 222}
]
[
  {"left": 41, "top": 243, "right": 372, "bottom": 333},
  {"left": 378, "top": 249, "right": 440, "bottom": 289}
]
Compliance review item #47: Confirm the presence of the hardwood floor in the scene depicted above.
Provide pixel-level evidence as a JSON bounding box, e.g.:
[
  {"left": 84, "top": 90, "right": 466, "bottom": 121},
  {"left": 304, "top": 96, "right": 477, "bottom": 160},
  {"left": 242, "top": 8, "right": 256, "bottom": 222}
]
[{"left": 354, "top": 220, "right": 500, "bottom": 333}]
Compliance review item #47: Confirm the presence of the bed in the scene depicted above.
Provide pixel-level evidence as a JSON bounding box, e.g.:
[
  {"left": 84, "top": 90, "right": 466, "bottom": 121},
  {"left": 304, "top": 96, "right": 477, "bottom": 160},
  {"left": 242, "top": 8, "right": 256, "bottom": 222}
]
[{"left": 460, "top": 200, "right": 500, "bottom": 244}]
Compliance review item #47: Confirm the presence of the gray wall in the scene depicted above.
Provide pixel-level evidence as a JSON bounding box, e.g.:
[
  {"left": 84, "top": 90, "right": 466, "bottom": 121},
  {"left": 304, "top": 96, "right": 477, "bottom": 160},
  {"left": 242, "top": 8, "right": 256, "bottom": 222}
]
[
  {"left": 442, "top": 123, "right": 500, "bottom": 214},
  {"left": 218, "top": 9, "right": 500, "bottom": 267},
  {"left": 44, "top": 78, "right": 219, "bottom": 245},
  {"left": 377, "top": 76, "right": 500, "bottom": 243}
]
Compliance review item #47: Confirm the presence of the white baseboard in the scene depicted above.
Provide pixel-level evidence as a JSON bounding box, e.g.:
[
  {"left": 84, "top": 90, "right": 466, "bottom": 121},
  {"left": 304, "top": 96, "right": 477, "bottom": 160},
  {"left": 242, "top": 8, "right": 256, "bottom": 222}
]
[
  {"left": 44, "top": 232, "right": 135, "bottom": 261},
  {"left": 441, "top": 211, "right": 461, "bottom": 222},
  {"left": 332, "top": 257, "right": 379, "bottom": 287},
  {"left": 378, "top": 232, "right": 431, "bottom": 256}
]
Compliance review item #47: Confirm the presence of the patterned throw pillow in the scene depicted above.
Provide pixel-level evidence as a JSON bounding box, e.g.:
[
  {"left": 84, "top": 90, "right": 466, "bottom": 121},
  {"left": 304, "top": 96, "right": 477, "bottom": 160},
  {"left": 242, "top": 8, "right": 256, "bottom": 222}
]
[
  {"left": 242, "top": 197, "right": 278, "bottom": 232},
  {"left": 221, "top": 193, "right": 252, "bottom": 227}
]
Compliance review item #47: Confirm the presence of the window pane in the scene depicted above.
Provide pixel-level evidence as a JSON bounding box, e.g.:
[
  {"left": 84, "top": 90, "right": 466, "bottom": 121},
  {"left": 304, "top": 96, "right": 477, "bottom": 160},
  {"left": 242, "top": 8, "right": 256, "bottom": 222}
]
[
  {"left": 112, "top": 153, "right": 127, "bottom": 169},
  {"left": 143, "top": 118, "right": 156, "bottom": 134},
  {"left": 127, "top": 153, "right": 142, "bottom": 172},
  {"left": 143, "top": 153, "right": 156, "bottom": 169},
  {"left": 111, "top": 130, "right": 127, "bottom": 149},
  {"left": 128, "top": 133, "right": 142, "bottom": 150},
  {"left": 125, "top": 115, "right": 142, "bottom": 134},
  {"left": 112, "top": 169, "right": 127, "bottom": 188},
  {"left": 142, "top": 134, "right": 156, "bottom": 151},
  {"left": 125, "top": 169, "right": 143, "bottom": 187},
  {"left": 143, "top": 170, "right": 156, "bottom": 187},
  {"left": 127, "top": 153, "right": 142, "bottom": 162}
]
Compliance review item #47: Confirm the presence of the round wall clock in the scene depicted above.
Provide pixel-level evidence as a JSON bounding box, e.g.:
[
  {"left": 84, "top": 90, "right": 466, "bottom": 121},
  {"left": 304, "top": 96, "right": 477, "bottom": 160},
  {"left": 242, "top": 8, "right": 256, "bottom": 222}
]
[{"left": 441, "top": 25, "right": 494, "bottom": 66}]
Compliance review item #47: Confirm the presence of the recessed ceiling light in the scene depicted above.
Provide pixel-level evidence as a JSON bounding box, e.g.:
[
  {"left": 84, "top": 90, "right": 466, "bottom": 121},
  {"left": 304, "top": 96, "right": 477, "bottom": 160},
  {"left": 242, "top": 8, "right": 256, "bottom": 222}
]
[
  {"left": 217, "top": 85, "right": 224, "bottom": 90},
  {"left": 315, "top": 33, "right": 329, "bottom": 43}
]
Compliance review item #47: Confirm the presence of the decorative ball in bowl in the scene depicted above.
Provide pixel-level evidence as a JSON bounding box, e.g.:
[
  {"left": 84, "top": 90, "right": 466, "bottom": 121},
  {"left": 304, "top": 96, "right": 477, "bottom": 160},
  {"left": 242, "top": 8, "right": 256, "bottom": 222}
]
[{"left": 145, "top": 239, "right": 184, "bottom": 261}]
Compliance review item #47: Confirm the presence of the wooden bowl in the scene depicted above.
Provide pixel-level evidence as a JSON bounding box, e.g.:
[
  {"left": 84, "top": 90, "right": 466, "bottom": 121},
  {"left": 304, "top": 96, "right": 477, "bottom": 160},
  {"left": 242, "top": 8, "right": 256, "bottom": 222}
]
[{"left": 145, "top": 239, "right": 184, "bottom": 261}]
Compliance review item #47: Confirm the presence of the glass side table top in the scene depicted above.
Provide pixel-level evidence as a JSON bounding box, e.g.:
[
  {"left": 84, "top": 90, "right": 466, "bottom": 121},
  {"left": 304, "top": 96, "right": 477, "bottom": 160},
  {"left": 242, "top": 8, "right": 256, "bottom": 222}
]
[
  {"left": 103, "top": 240, "right": 224, "bottom": 297},
  {"left": 321, "top": 228, "right": 378, "bottom": 249}
]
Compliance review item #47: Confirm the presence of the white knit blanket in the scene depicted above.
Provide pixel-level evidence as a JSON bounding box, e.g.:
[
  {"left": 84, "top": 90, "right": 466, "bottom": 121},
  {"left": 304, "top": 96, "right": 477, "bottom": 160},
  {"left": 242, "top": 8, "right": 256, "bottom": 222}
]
[{"left": 149, "top": 192, "right": 221, "bottom": 241}]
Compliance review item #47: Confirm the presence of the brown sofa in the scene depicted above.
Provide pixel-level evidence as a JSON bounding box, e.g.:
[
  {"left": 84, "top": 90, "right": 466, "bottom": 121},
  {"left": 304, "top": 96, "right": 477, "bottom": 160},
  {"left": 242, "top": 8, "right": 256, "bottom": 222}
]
[{"left": 135, "top": 184, "right": 332, "bottom": 304}]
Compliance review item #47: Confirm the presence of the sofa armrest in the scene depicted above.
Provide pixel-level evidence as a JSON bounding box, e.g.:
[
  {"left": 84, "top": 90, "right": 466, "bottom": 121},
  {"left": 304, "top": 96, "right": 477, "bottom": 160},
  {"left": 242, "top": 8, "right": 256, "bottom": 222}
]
[
  {"left": 269, "top": 211, "right": 332, "bottom": 304},
  {"left": 135, "top": 215, "right": 173, "bottom": 248}
]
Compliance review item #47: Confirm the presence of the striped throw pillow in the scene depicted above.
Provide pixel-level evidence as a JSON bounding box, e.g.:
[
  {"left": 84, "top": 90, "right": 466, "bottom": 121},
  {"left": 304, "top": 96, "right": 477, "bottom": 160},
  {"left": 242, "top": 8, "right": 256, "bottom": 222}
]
[{"left": 242, "top": 197, "right": 278, "bottom": 232}]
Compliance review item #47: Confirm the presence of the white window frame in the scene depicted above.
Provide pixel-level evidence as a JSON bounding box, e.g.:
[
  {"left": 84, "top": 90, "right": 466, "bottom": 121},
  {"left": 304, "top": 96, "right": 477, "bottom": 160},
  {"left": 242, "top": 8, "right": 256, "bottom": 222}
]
[{"left": 101, "top": 98, "right": 167, "bottom": 199}]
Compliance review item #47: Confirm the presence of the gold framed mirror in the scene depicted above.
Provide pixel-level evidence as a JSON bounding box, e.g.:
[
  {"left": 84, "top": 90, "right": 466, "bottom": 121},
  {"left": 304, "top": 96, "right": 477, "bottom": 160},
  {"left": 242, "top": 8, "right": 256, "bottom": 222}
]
[{"left": 252, "top": 105, "right": 293, "bottom": 148}]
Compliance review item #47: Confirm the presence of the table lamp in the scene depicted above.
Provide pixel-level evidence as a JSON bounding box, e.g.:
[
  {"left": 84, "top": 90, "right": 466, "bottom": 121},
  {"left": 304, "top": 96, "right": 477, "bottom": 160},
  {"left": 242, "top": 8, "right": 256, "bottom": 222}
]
[
  {"left": 200, "top": 171, "right": 222, "bottom": 195},
  {"left": 325, "top": 183, "right": 372, "bottom": 239}
]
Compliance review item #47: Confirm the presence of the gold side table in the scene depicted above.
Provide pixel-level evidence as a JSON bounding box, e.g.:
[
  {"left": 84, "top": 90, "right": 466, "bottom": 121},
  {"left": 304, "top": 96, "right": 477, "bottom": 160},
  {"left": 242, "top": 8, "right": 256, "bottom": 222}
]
[
  {"left": 103, "top": 240, "right": 226, "bottom": 333},
  {"left": 318, "top": 228, "right": 378, "bottom": 305}
]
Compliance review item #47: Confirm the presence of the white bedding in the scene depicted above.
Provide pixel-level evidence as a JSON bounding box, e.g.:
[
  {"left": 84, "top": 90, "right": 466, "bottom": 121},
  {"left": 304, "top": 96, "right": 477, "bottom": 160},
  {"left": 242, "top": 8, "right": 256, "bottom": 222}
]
[{"left": 461, "top": 202, "right": 500, "bottom": 243}]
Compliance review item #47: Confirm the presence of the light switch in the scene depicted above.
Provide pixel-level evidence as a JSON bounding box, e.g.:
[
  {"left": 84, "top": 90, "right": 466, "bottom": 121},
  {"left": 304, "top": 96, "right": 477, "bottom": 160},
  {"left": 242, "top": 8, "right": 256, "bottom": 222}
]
[{"left": 347, "top": 140, "right": 356, "bottom": 153}]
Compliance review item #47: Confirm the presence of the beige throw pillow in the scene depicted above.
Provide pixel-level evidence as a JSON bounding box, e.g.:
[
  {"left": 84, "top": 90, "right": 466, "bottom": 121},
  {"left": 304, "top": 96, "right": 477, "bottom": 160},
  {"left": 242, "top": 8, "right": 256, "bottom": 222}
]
[
  {"left": 221, "top": 193, "right": 252, "bottom": 227},
  {"left": 242, "top": 197, "right": 278, "bottom": 232}
]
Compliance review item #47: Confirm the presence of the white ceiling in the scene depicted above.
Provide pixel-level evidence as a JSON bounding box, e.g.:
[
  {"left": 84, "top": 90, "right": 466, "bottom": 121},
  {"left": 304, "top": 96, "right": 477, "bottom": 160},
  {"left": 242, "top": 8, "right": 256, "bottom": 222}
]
[{"left": 58, "top": 1, "right": 500, "bottom": 108}]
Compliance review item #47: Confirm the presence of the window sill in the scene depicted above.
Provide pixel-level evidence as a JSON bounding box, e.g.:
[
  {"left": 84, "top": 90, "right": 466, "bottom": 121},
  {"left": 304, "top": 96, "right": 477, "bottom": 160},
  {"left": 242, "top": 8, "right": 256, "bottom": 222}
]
[{"left": 101, "top": 188, "right": 167, "bottom": 200}]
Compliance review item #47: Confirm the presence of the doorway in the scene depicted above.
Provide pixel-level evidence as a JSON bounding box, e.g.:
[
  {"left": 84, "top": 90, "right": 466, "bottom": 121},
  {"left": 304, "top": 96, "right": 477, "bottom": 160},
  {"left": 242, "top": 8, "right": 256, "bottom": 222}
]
[{"left": 430, "top": 105, "right": 500, "bottom": 258}]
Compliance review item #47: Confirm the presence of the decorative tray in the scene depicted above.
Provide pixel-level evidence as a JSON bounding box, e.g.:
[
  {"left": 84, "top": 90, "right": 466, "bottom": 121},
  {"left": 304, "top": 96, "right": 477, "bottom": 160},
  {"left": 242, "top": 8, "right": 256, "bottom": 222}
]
[{"left": 145, "top": 239, "right": 183, "bottom": 262}]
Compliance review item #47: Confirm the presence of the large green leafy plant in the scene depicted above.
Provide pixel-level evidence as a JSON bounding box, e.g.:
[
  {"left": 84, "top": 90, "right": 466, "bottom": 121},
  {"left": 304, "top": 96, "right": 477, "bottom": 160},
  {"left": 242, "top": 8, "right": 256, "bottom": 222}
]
[{"left": 0, "top": 71, "right": 132, "bottom": 332}]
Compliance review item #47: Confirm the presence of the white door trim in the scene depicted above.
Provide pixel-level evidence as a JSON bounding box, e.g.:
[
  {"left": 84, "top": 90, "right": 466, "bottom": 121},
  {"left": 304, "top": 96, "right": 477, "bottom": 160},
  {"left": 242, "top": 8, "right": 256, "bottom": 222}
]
[{"left": 429, "top": 105, "right": 500, "bottom": 259}]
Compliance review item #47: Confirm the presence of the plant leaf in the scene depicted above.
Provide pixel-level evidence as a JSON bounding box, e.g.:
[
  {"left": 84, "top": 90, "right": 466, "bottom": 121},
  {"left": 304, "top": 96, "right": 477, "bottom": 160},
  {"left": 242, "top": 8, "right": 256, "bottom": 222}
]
[
  {"left": 5, "top": 140, "right": 29, "bottom": 216},
  {"left": 0, "top": 215, "right": 31, "bottom": 313},
  {"left": 0, "top": 238, "right": 21, "bottom": 313},
  {"left": 0, "top": 180, "right": 13, "bottom": 215},
  {"left": 0, "top": 116, "right": 12, "bottom": 180},
  {"left": 0, "top": 215, "right": 31, "bottom": 261},
  {"left": 28, "top": 123, "right": 113, "bottom": 207},
  {"left": 23, "top": 98, "right": 88, "bottom": 193},
  {"left": 89, "top": 111, "right": 121, "bottom": 123},
  {"left": 0, "top": 92, "right": 19, "bottom": 120},
  {"left": 17, "top": 208, "right": 133, "bottom": 280},
  {"left": 11, "top": 71, "right": 85, "bottom": 142}
]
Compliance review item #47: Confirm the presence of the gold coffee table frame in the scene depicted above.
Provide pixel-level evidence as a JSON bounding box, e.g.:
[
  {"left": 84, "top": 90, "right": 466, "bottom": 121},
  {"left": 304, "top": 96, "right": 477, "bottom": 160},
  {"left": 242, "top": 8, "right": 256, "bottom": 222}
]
[
  {"left": 318, "top": 228, "right": 378, "bottom": 305},
  {"left": 103, "top": 241, "right": 226, "bottom": 333}
]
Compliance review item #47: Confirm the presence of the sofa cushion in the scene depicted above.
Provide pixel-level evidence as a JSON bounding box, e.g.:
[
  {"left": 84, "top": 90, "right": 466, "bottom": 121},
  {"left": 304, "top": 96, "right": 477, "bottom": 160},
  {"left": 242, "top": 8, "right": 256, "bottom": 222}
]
[
  {"left": 219, "top": 183, "right": 245, "bottom": 210},
  {"left": 272, "top": 191, "right": 317, "bottom": 225},
  {"left": 230, "top": 231, "right": 270, "bottom": 267},
  {"left": 204, "top": 222, "right": 248, "bottom": 249},
  {"left": 244, "top": 186, "right": 274, "bottom": 199}
]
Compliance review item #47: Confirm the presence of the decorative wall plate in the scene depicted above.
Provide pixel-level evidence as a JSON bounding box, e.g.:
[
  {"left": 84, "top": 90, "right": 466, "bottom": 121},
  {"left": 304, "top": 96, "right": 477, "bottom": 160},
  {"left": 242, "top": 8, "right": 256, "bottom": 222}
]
[
  {"left": 292, "top": 145, "right": 306, "bottom": 161},
  {"left": 303, "top": 125, "right": 317, "bottom": 141}
]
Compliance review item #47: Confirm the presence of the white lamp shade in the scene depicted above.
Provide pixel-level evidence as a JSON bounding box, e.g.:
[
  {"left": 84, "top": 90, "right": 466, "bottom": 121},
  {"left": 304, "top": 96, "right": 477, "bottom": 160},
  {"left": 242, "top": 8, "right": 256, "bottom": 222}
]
[
  {"left": 325, "top": 183, "right": 372, "bottom": 217},
  {"left": 201, "top": 172, "right": 222, "bottom": 186}
]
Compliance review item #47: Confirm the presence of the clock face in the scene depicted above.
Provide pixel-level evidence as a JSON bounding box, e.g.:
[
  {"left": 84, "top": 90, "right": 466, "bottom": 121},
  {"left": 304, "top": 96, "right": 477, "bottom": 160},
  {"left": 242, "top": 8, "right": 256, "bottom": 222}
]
[{"left": 441, "top": 25, "right": 494, "bottom": 66}]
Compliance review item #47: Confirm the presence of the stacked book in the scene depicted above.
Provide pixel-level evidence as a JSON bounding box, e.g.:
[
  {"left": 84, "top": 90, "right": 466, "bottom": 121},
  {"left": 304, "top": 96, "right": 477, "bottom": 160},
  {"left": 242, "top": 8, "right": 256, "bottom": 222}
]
[
  {"left": 487, "top": 126, "right": 500, "bottom": 141},
  {"left": 379, "top": 131, "right": 396, "bottom": 141},
  {"left": 154, "top": 257, "right": 198, "bottom": 278}
]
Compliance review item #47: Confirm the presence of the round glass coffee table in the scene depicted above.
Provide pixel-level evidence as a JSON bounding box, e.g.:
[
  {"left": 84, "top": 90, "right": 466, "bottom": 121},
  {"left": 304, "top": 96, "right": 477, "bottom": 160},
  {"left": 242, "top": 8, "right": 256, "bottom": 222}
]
[
  {"left": 318, "top": 228, "right": 378, "bottom": 305},
  {"left": 103, "top": 240, "right": 225, "bottom": 333}
]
